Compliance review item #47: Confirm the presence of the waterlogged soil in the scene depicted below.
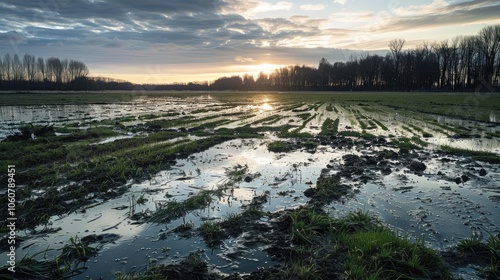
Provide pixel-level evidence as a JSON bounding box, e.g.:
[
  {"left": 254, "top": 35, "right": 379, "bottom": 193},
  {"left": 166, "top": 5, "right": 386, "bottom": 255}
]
[{"left": 0, "top": 92, "right": 499, "bottom": 279}]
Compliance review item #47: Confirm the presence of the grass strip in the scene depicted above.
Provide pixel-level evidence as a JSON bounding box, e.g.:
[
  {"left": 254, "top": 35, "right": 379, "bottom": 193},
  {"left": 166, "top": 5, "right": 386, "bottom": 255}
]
[{"left": 440, "top": 145, "right": 500, "bottom": 164}]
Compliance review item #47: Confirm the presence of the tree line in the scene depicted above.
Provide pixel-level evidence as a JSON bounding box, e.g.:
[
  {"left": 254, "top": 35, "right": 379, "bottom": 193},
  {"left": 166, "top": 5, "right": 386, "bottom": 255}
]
[
  {"left": 1, "top": 24, "right": 498, "bottom": 92},
  {"left": 211, "top": 24, "right": 500, "bottom": 92},
  {"left": 0, "top": 53, "right": 92, "bottom": 90}
]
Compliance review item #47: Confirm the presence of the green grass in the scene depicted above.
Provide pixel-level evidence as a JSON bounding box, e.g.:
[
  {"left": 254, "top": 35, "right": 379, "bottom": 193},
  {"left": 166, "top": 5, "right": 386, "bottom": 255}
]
[
  {"left": 393, "top": 137, "right": 423, "bottom": 150},
  {"left": 268, "top": 140, "right": 293, "bottom": 152},
  {"left": 199, "top": 222, "right": 225, "bottom": 247},
  {"left": 252, "top": 114, "right": 283, "bottom": 125},
  {"left": 278, "top": 113, "right": 317, "bottom": 138},
  {"left": 0, "top": 236, "right": 97, "bottom": 279},
  {"left": 1, "top": 132, "right": 234, "bottom": 229},
  {"left": 297, "top": 112, "right": 312, "bottom": 120},
  {"left": 408, "top": 124, "right": 434, "bottom": 138},
  {"left": 149, "top": 190, "right": 216, "bottom": 224},
  {"left": 224, "top": 164, "right": 249, "bottom": 182},
  {"left": 319, "top": 118, "right": 339, "bottom": 135},
  {"left": 277, "top": 207, "right": 450, "bottom": 280},
  {"left": 337, "top": 131, "right": 377, "bottom": 140},
  {"left": 279, "top": 258, "right": 320, "bottom": 280},
  {"left": 440, "top": 145, "right": 500, "bottom": 164},
  {"left": 370, "top": 118, "right": 388, "bottom": 131},
  {"left": 290, "top": 208, "right": 333, "bottom": 244},
  {"left": 342, "top": 230, "right": 447, "bottom": 279},
  {"left": 456, "top": 233, "right": 500, "bottom": 278}
]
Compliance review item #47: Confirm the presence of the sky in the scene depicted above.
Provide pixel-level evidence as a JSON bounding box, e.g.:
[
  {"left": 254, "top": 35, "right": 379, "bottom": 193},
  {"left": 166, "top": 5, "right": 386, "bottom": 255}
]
[{"left": 1, "top": 0, "right": 499, "bottom": 84}]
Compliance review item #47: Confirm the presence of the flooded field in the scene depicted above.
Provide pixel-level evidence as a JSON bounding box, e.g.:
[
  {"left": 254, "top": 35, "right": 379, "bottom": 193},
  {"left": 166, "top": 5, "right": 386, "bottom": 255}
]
[{"left": 1, "top": 91, "right": 499, "bottom": 279}]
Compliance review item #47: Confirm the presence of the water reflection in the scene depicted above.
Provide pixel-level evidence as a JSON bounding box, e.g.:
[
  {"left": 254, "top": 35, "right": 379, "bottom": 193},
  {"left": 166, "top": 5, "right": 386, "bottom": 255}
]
[
  {"left": 260, "top": 103, "right": 273, "bottom": 111},
  {"left": 490, "top": 111, "right": 497, "bottom": 122}
]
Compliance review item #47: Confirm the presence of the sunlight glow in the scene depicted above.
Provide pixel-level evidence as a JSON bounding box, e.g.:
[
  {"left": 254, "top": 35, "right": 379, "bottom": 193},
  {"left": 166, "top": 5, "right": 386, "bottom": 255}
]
[
  {"left": 225, "top": 63, "right": 284, "bottom": 80},
  {"left": 258, "top": 63, "right": 277, "bottom": 74},
  {"left": 261, "top": 103, "right": 273, "bottom": 110}
]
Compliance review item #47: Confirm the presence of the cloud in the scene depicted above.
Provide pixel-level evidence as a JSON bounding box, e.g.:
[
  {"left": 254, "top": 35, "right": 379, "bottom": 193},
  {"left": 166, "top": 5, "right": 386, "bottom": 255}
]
[
  {"left": 334, "top": 0, "right": 347, "bottom": 5},
  {"left": 380, "top": 0, "right": 500, "bottom": 32},
  {"left": 391, "top": 0, "right": 449, "bottom": 17},
  {"left": 235, "top": 56, "right": 255, "bottom": 62},
  {"left": 0, "top": 31, "right": 26, "bottom": 44},
  {"left": 300, "top": 4, "right": 326, "bottom": 11},
  {"left": 242, "top": 1, "right": 293, "bottom": 17}
]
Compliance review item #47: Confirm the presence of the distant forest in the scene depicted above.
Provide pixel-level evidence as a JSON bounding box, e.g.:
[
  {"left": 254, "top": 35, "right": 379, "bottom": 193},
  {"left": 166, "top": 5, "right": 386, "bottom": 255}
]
[{"left": 1, "top": 24, "right": 499, "bottom": 92}]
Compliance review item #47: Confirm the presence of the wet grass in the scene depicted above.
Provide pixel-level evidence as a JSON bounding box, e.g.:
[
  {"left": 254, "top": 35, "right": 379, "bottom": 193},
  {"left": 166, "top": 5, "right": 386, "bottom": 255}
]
[
  {"left": 370, "top": 118, "right": 389, "bottom": 131},
  {"left": 341, "top": 229, "right": 446, "bottom": 279},
  {"left": 408, "top": 124, "right": 434, "bottom": 138},
  {"left": 325, "top": 103, "right": 339, "bottom": 113},
  {"left": 252, "top": 114, "right": 283, "bottom": 125},
  {"left": 114, "top": 252, "right": 217, "bottom": 280},
  {"left": 454, "top": 233, "right": 500, "bottom": 279},
  {"left": 149, "top": 189, "right": 217, "bottom": 224},
  {"left": 305, "top": 175, "right": 354, "bottom": 209},
  {"left": 1, "top": 129, "right": 236, "bottom": 229},
  {"left": 0, "top": 235, "right": 98, "bottom": 279},
  {"left": 278, "top": 113, "right": 317, "bottom": 138},
  {"left": 268, "top": 140, "right": 293, "bottom": 153},
  {"left": 393, "top": 137, "right": 424, "bottom": 150},
  {"left": 319, "top": 118, "right": 339, "bottom": 136},
  {"left": 440, "top": 145, "right": 500, "bottom": 164},
  {"left": 272, "top": 207, "right": 450, "bottom": 280},
  {"left": 338, "top": 130, "right": 377, "bottom": 140},
  {"left": 199, "top": 221, "right": 225, "bottom": 247}
]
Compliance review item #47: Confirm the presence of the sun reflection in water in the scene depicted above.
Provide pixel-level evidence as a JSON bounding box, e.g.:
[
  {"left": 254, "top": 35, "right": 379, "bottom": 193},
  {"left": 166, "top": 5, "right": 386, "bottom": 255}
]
[{"left": 260, "top": 103, "right": 273, "bottom": 110}]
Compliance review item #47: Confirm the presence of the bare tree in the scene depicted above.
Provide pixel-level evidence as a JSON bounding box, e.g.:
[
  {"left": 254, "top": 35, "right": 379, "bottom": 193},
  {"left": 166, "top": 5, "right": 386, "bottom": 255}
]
[
  {"left": 61, "top": 58, "right": 69, "bottom": 83},
  {"left": 23, "top": 54, "right": 36, "bottom": 83},
  {"left": 36, "top": 57, "right": 46, "bottom": 82},
  {"left": 3, "top": 53, "right": 12, "bottom": 81},
  {"left": 388, "top": 39, "right": 405, "bottom": 88},
  {"left": 0, "top": 56, "right": 3, "bottom": 83},
  {"left": 68, "top": 60, "right": 89, "bottom": 81},
  {"left": 46, "top": 57, "right": 63, "bottom": 83},
  {"left": 478, "top": 25, "right": 500, "bottom": 85},
  {"left": 12, "top": 54, "right": 23, "bottom": 82}
]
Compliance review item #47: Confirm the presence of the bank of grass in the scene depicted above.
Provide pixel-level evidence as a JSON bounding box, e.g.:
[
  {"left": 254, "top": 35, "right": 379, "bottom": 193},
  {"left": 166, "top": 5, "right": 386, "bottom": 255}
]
[
  {"left": 392, "top": 136, "right": 428, "bottom": 150},
  {"left": 370, "top": 118, "right": 389, "bottom": 131},
  {"left": 455, "top": 233, "right": 500, "bottom": 278},
  {"left": 440, "top": 145, "right": 500, "bottom": 164},
  {"left": 268, "top": 140, "right": 293, "bottom": 153},
  {"left": 277, "top": 207, "right": 451, "bottom": 280},
  {"left": 338, "top": 130, "right": 377, "bottom": 140}
]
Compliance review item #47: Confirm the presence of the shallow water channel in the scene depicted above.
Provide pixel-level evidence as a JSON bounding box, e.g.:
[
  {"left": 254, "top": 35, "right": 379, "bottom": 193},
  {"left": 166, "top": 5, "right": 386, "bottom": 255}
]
[{"left": 1, "top": 93, "right": 499, "bottom": 279}]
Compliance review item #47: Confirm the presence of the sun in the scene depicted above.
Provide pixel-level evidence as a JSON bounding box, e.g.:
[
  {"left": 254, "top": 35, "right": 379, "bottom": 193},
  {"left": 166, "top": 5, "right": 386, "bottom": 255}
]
[
  {"left": 258, "top": 63, "right": 277, "bottom": 74},
  {"left": 228, "top": 63, "right": 282, "bottom": 78}
]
